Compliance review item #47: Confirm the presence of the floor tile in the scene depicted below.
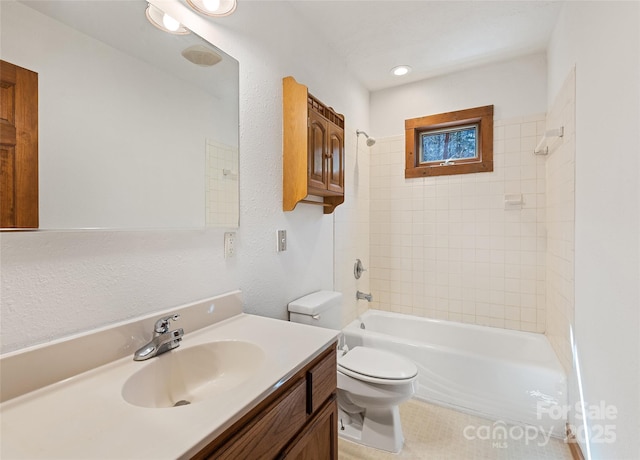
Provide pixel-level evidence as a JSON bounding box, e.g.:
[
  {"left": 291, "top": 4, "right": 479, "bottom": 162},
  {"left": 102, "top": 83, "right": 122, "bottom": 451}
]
[{"left": 338, "top": 399, "right": 573, "bottom": 459}]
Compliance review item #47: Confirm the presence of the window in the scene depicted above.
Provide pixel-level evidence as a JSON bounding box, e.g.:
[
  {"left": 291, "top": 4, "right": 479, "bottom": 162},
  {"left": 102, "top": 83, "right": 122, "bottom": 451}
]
[
  {"left": 420, "top": 124, "right": 478, "bottom": 164},
  {"left": 405, "top": 105, "right": 493, "bottom": 178}
]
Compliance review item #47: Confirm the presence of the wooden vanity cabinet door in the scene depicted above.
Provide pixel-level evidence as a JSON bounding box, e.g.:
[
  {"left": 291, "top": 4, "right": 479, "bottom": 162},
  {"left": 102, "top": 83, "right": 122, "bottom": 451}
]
[
  {"left": 284, "top": 347, "right": 337, "bottom": 459},
  {"left": 212, "top": 378, "right": 308, "bottom": 460},
  {"left": 280, "top": 397, "right": 338, "bottom": 460}
]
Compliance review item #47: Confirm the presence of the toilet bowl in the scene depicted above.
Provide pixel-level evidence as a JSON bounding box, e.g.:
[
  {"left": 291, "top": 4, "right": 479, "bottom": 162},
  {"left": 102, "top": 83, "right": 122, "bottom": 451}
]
[
  {"left": 288, "top": 291, "right": 417, "bottom": 453},
  {"left": 336, "top": 346, "right": 417, "bottom": 452}
]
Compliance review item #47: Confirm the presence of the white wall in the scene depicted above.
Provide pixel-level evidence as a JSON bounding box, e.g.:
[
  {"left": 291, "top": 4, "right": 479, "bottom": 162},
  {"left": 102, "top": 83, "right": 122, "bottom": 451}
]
[
  {"left": 547, "top": 3, "right": 640, "bottom": 459},
  {"left": 371, "top": 53, "right": 547, "bottom": 138},
  {"left": 0, "top": 1, "right": 370, "bottom": 352},
  {"left": 545, "top": 67, "right": 576, "bottom": 374}
]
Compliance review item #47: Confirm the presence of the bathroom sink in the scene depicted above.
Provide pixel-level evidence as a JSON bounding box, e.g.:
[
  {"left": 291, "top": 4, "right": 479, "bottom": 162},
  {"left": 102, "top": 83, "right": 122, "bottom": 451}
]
[{"left": 122, "top": 340, "right": 265, "bottom": 408}]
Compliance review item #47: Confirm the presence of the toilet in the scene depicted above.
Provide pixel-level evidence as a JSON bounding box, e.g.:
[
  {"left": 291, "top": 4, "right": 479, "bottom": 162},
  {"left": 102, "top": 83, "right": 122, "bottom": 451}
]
[{"left": 288, "top": 291, "right": 417, "bottom": 453}]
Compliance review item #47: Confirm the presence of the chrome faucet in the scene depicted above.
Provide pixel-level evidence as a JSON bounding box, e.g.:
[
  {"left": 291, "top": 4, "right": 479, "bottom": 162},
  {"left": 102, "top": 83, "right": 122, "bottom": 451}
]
[
  {"left": 356, "top": 291, "right": 373, "bottom": 302},
  {"left": 133, "top": 314, "right": 184, "bottom": 361}
]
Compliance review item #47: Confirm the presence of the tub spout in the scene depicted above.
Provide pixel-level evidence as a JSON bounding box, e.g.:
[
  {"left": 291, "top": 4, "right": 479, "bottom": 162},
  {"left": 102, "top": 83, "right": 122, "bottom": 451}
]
[{"left": 356, "top": 291, "right": 373, "bottom": 302}]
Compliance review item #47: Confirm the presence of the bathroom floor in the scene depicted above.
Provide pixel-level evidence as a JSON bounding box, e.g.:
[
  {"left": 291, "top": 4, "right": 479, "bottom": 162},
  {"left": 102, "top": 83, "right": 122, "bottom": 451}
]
[{"left": 338, "top": 398, "right": 573, "bottom": 460}]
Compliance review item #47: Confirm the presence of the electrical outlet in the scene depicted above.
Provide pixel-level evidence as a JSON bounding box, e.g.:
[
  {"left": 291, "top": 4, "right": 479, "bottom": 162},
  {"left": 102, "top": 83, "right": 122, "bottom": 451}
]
[
  {"left": 224, "top": 232, "right": 236, "bottom": 258},
  {"left": 277, "top": 230, "right": 287, "bottom": 252}
]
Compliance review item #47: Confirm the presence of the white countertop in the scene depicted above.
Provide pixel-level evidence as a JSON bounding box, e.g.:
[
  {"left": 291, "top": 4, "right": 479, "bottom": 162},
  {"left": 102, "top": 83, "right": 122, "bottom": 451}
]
[{"left": 0, "top": 313, "right": 338, "bottom": 459}]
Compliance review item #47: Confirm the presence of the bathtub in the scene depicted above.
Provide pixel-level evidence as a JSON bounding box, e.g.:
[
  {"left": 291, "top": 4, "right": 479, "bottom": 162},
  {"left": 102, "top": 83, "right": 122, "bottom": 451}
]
[{"left": 342, "top": 310, "right": 567, "bottom": 437}]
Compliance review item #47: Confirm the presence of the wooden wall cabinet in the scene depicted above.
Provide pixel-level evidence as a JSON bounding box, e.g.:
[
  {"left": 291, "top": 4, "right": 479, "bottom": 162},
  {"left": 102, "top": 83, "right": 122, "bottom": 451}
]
[
  {"left": 193, "top": 344, "right": 338, "bottom": 460},
  {"left": 283, "top": 76, "right": 345, "bottom": 214}
]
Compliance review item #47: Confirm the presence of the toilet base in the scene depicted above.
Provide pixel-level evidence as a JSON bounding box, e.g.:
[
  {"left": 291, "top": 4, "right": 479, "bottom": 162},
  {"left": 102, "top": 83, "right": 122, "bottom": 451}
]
[{"left": 337, "top": 406, "right": 405, "bottom": 453}]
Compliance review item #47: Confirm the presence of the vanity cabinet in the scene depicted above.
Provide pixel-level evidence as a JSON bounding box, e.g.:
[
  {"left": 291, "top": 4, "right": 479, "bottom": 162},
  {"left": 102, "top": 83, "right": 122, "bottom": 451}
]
[
  {"left": 193, "top": 344, "right": 338, "bottom": 460},
  {"left": 283, "top": 76, "right": 345, "bottom": 214}
]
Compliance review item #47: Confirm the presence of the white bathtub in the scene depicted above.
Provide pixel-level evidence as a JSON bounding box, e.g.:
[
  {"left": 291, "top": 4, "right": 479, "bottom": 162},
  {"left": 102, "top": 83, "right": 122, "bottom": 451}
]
[{"left": 342, "top": 310, "right": 567, "bottom": 437}]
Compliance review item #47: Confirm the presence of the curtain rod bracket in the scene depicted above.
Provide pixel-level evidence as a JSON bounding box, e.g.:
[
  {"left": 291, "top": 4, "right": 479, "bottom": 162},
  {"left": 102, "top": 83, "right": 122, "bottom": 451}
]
[{"left": 534, "top": 126, "right": 564, "bottom": 156}]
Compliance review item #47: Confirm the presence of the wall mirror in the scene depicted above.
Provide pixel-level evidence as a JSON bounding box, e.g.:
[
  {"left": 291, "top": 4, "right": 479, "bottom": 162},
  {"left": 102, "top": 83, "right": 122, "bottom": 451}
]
[{"left": 1, "top": 0, "right": 239, "bottom": 230}]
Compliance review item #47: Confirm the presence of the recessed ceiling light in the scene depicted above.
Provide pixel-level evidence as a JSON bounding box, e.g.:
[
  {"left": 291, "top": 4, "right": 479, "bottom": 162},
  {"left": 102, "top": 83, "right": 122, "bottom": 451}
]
[
  {"left": 391, "top": 65, "right": 412, "bottom": 76},
  {"left": 187, "top": 0, "right": 237, "bottom": 17},
  {"left": 145, "top": 4, "right": 190, "bottom": 35}
]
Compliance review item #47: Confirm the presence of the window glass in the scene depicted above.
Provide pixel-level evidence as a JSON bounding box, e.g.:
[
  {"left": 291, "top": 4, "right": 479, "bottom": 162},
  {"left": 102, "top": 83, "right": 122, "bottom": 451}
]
[{"left": 420, "top": 124, "right": 478, "bottom": 164}]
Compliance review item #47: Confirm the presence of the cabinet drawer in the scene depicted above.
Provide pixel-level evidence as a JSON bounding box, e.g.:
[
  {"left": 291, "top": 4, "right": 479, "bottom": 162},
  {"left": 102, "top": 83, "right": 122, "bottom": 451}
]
[
  {"left": 213, "top": 377, "right": 308, "bottom": 460},
  {"left": 306, "top": 348, "right": 336, "bottom": 415}
]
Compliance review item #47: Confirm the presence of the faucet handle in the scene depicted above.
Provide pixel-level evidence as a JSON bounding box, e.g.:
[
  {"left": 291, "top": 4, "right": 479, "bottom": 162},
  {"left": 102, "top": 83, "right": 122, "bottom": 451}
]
[{"left": 154, "top": 314, "right": 180, "bottom": 334}]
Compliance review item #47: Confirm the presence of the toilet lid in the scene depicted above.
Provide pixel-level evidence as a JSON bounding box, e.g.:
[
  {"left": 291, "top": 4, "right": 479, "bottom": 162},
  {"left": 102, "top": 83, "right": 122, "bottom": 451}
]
[{"left": 338, "top": 346, "right": 418, "bottom": 381}]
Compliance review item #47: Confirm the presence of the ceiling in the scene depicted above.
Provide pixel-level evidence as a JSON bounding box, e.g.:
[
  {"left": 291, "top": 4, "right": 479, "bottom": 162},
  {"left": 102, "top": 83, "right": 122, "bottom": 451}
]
[{"left": 287, "top": 1, "right": 564, "bottom": 92}]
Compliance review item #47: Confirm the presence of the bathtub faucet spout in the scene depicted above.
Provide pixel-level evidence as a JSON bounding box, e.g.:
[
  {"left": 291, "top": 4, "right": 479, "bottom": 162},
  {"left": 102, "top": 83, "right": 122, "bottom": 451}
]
[{"left": 356, "top": 291, "right": 373, "bottom": 302}]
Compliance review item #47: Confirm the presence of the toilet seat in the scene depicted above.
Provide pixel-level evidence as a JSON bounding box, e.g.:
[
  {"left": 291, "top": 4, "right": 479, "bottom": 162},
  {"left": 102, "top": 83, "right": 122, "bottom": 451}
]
[{"left": 338, "top": 346, "right": 418, "bottom": 385}]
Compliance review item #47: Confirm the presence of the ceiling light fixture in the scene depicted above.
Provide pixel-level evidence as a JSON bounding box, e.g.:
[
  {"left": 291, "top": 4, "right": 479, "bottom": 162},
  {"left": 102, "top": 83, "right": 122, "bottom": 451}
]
[
  {"left": 162, "top": 14, "right": 180, "bottom": 32},
  {"left": 145, "top": 3, "right": 190, "bottom": 35},
  {"left": 187, "top": 0, "right": 237, "bottom": 17},
  {"left": 391, "top": 65, "right": 412, "bottom": 76}
]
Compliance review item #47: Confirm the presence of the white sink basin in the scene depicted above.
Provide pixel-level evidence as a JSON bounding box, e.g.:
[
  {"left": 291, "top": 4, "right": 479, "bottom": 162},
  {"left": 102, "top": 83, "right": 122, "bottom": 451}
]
[{"left": 122, "top": 340, "right": 265, "bottom": 408}]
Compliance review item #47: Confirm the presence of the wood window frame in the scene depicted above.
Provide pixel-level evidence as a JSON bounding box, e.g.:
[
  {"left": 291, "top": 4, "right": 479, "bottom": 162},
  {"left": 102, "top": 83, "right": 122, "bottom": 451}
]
[{"left": 405, "top": 105, "right": 493, "bottom": 178}]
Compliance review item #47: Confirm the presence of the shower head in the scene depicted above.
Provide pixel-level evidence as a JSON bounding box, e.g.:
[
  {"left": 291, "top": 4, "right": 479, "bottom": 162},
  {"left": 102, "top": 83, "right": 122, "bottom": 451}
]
[{"left": 356, "top": 129, "right": 376, "bottom": 147}]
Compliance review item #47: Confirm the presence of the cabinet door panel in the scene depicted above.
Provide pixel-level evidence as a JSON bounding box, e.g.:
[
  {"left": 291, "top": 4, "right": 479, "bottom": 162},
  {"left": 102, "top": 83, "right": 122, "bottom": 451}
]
[
  {"left": 213, "top": 378, "right": 307, "bottom": 459},
  {"left": 281, "top": 398, "right": 338, "bottom": 460},
  {"left": 307, "top": 109, "right": 327, "bottom": 191},
  {"left": 327, "top": 124, "right": 343, "bottom": 193}
]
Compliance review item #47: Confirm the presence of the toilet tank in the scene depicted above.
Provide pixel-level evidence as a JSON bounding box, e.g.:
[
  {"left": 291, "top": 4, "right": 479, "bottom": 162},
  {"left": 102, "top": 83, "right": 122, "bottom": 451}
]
[{"left": 288, "top": 291, "right": 342, "bottom": 330}]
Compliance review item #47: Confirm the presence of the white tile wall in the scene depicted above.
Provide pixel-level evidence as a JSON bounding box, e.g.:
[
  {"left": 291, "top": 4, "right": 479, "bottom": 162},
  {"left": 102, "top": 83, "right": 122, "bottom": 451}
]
[
  {"left": 205, "top": 139, "right": 239, "bottom": 227},
  {"left": 336, "top": 131, "right": 371, "bottom": 326},
  {"left": 545, "top": 68, "right": 576, "bottom": 372},
  {"left": 369, "top": 114, "right": 547, "bottom": 333}
]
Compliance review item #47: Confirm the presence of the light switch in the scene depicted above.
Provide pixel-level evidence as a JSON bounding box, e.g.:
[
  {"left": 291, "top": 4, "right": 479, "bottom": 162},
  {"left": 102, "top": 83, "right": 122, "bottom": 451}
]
[
  {"left": 224, "top": 232, "right": 236, "bottom": 258},
  {"left": 277, "top": 230, "right": 287, "bottom": 252}
]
